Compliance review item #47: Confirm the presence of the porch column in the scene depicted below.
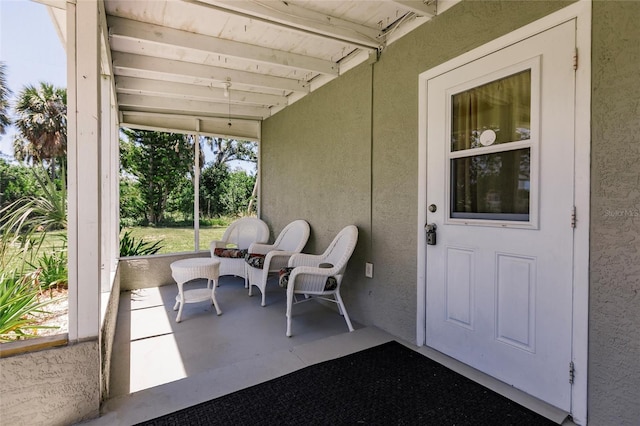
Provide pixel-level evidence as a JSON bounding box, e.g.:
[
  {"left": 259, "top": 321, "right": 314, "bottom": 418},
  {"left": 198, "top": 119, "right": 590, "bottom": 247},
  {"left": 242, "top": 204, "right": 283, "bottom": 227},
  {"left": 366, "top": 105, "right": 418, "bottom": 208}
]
[
  {"left": 67, "top": 0, "right": 101, "bottom": 341},
  {"left": 100, "top": 74, "right": 118, "bottom": 291}
]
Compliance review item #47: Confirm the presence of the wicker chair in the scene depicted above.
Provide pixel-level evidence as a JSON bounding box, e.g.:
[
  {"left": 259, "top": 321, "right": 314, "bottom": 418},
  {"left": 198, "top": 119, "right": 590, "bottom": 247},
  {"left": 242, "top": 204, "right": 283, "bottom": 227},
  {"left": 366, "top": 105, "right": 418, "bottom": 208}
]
[
  {"left": 210, "top": 217, "right": 269, "bottom": 287},
  {"left": 280, "top": 225, "right": 358, "bottom": 337},
  {"left": 245, "top": 219, "right": 310, "bottom": 306}
]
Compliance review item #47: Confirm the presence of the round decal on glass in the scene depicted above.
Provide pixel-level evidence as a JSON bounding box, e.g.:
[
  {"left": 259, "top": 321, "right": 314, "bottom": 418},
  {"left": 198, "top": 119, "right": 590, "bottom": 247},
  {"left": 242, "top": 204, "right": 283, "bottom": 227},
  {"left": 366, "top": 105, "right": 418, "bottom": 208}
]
[{"left": 479, "top": 129, "right": 497, "bottom": 146}]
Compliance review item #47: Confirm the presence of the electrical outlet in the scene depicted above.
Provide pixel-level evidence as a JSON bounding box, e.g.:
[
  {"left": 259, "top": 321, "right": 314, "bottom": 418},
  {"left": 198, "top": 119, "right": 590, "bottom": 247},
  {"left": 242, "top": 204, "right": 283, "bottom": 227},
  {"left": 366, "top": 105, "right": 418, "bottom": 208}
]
[{"left": 365, "top": 262, "right": 374, "bottom": 278}]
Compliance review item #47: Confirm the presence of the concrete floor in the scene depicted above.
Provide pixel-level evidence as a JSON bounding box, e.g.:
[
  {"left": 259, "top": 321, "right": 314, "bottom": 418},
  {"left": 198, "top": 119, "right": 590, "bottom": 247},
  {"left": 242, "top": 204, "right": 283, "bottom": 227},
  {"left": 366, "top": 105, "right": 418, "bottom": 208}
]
[
  {"left": 84, "top": 275, "right": 397, "bottom": 425},
  {"left": 81, "top": 275, "right": 571, "bottom": 425}
]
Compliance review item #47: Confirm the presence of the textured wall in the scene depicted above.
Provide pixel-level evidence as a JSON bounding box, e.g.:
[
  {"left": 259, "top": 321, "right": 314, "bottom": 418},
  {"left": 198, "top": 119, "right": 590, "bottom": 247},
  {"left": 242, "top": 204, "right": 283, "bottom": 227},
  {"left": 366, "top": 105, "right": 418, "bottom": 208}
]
[
  {"left": 261, "top": 1, "right": 570, "bottom": 343},
  {"left": 0, "top": 340, "right": 100, "bottom": 425},
  {"left": 261, "top": 65, "right": 374, "bottom": 320},
  {"left": 119, "top": 252, "right": 210, "bottom": 291},
  {"left": 101, "top": 265, "right": 121, "bottom": 400},
  {"left": 589, "top": 2, "right": 640, "bottom": 424}
]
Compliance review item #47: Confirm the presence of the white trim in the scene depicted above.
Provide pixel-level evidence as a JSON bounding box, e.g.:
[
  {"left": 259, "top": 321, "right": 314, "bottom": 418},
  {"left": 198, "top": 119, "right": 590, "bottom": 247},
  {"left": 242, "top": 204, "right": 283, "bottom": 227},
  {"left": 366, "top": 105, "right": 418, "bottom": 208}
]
[
  {"left": 66, "top": 1, "right": 78, "bottom": 342},
  {"left": 67, "top": 0, "right": 102, "bottom": 342},
  {"left": 417, "top": 2, "right": 590, "bottom": 424},
  {"left": 100, "top": 75, "right": 112, "bottom": 293},
  {"left": 570, "top": 3, "right": 591, "bottom": 423},
  {"left": 443, "top": 57, "right": 541, "bottom": 230},
  {"left": 194, "top": 123, "right": 201, "bottom": 251}
]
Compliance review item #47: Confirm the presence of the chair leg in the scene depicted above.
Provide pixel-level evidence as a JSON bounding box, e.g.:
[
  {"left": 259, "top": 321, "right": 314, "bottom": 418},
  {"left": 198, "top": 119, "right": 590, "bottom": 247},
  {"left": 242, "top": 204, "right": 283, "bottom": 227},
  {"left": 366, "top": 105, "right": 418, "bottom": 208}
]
[
  {"left": 247, "top": 267, "right": 257, "bottom": 296},
  {"left": 247, "top": 269, "right": 267, "bottom": 306},
  {"left": 244, "top": 263, "right": 249, "bottom": 289},
  {"left": 286, "top": 293, "right": 293, "bottom": 337},
  {"left": 335, "top": 292, "right": 354, "bottom": 332}
]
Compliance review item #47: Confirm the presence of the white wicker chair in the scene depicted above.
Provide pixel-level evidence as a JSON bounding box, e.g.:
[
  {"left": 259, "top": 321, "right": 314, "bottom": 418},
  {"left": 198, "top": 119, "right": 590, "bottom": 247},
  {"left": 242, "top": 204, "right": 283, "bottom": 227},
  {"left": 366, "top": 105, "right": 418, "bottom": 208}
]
[
  {"left": 246, "top": 219, "right": 310, "bottom": 306},
  {"left": 210, "top": 217, "right": 269, "bottom": 287},
  {"left": 281, "top": 225, "right": 358, "bottom": 337}
]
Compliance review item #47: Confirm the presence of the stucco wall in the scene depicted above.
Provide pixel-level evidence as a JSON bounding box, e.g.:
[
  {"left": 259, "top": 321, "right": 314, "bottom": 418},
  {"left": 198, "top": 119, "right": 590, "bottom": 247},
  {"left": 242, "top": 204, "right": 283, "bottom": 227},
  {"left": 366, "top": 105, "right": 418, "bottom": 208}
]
[
  {"left": 261, "top": 1, "right": 570, "bottom": 343},
  {"left": 0, "top": 340, "right": 100, "bottom": 425},
  {"left": 119, "top": 251, "right": 210, "bottom": 291},
  {"left": 101, "top": 265, "right": 121, "bottom": 400},
  {"left": 261, "top": 65, "right": 374, "bottom": 321},
  {"left": 589, "top": 1, "right": 640, "bottom": 424}
]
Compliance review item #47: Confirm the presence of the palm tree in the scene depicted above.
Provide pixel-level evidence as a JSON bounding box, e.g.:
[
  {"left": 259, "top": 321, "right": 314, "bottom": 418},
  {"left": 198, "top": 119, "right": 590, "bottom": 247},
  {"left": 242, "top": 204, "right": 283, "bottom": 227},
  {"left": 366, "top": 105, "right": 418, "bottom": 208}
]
[
  {"left": 0, "top": 62, "right": 11, "bottom": 135},
  {"left": 13, "top": 82, "right": 67, "bottom": 173}
]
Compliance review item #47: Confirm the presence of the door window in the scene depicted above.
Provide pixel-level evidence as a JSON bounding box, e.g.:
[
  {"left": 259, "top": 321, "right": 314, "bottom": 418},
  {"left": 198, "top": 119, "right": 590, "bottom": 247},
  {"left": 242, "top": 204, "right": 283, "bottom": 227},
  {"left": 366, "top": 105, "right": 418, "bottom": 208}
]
[{"left": 447, "top": 63, "right": 538, "bottom": 224}]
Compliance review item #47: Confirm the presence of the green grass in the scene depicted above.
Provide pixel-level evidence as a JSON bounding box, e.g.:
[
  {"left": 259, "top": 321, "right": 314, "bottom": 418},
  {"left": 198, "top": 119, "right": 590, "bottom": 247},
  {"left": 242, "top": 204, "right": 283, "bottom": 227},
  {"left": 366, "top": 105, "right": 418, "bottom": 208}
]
[
  {"left": 3, "top": 226, "right": 231, "bottom": 264},
  {"left": 120, "top": 226, "right": 228, "bottom": 255},
  {"left": 1, "top": 230, "right": 67, "bottom": 272}
]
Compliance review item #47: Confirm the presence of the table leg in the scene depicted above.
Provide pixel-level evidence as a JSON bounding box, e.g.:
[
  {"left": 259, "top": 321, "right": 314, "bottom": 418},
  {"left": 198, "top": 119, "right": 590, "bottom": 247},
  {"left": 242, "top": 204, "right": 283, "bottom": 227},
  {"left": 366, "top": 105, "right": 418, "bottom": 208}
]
[
  {"left": 211, "top": 282, "right": 222, "bottom": 315},
  {"left": 175, "top": 282, "right": 185, "bottom": 322}
]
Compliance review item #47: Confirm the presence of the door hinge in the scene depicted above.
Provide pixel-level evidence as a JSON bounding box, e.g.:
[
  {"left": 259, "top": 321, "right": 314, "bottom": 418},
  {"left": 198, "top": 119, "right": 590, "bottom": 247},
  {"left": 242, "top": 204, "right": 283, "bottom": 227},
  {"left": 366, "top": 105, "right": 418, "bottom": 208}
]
[
  {"left": 569, "top": 361, "right": 575, "bottom": 384},
  {"left": 573, "top": 48, "right": 579, "bottom": 71},
  {"left": 571, "top": 206, "right": 577, "bottom": 228}
]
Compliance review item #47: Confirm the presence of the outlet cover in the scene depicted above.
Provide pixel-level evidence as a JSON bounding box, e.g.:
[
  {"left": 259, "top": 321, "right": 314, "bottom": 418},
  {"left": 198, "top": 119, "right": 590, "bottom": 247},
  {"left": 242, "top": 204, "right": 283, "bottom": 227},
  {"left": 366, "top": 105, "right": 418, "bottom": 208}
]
[{"left": 365, "top": 262, "right": 374, "bottom": 278}]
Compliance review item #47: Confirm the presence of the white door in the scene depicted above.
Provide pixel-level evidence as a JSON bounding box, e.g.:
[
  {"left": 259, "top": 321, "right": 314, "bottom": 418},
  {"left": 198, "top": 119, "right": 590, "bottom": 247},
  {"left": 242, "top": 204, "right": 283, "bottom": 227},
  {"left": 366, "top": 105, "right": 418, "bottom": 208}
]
[{"left": 426, "top": 21, "right": 575, "bottom": 411}]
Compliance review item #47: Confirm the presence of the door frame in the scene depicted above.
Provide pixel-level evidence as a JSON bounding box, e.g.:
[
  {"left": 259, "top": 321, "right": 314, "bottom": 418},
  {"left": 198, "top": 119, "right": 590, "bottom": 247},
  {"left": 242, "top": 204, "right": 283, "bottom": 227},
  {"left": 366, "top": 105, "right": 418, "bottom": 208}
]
[{"left": 416, "top": 2, "right": 591, "bottom": 424}]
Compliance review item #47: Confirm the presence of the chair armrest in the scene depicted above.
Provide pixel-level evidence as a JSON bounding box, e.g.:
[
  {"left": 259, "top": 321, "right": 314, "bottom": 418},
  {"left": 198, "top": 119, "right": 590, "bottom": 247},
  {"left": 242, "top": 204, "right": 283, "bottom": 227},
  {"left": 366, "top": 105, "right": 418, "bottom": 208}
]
[
  {"left": 265, "top": 250, "right": 297, "bottom": 271},
  {"left": 289, "top": 253, "right": 324, "bottom": 268},
  {"left": 286, "top": 266, "right": 342, "bottom": 295},
  {"left": 210, "top": 240, "right": 228, "bottom": 250},
  {"left": 291, "top": 265, "right": 340, "bottom": 278},
  {"left": 248, "top": 242, "right": 276, "bottom": 255}
]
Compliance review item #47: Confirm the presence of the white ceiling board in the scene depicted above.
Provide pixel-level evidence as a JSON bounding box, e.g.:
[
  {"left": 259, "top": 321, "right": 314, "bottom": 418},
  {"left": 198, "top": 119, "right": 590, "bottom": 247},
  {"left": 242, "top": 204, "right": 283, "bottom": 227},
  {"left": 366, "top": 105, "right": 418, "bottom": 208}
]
[
  {"left": 120, "top": 111, "right": 261, "bottom": 140},
  {"left": 99, "top": 0, "right": 460, "bottom": 138}
]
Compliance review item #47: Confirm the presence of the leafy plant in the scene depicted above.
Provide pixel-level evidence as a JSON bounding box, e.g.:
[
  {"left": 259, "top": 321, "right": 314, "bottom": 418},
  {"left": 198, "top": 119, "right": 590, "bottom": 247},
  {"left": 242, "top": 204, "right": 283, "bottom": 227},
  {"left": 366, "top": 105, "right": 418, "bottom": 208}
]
[
  {"left": 0, "top": 270, "right": 57, "bottom": 342},
  {"left": 0, "top": 167, "right": 66, "bottom": 252},
  {"left": 27, "top": 235, "right": 68, "bottom": 291},
  {"left": 119, "top": 230, "right": 164, "bottom": 257}
]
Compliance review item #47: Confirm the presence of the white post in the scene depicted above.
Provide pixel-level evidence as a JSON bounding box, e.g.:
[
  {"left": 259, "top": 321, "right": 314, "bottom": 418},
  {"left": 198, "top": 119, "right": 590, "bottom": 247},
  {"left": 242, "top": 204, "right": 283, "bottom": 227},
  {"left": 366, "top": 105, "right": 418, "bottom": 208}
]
[
  {"left": 111, "top": 91, "right": 119, "bottom": 270},
  {"left": 67, "top": 0, "right": 101, "bottom": 341},
  {"left": 194, "top": 121, "right": 201, "bottom": 251},
  {"left": 100, "top": 75, "right": 111, "bottom": 292}
]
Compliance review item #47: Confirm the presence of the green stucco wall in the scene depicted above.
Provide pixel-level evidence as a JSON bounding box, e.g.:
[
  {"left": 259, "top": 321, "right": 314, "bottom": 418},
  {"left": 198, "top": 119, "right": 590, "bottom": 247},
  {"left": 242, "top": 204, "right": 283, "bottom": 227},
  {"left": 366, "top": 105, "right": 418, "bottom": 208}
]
[
  {"left": 261, "top": 65, "right": 374, "bottom": 321},
  {"left": 261, "top": 0, "right": 570, "bottom": 343},
  {"left": 261, "top": 1, "right": 640, "bottom": 422},
  {"left": 590, "top": 1, "right": 640, "bottom": 424}
]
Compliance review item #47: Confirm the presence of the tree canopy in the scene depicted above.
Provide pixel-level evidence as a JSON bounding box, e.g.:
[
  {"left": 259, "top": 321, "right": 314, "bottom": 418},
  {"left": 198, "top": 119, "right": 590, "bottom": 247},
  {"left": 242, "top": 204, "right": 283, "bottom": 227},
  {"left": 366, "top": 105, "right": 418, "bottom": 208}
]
[
  {"left": 13, "top": 82, "right": 67, "bottom": 167},
  {"left": 204, "top": 137, "right": 257, "bottom": 167},
  {"left": 120, "top": 129, "right": 195, "bottom": 225},
  {"left": 0, "top": 62, "right": 11, "bottom": 135},
  {"left": 119, "top": 130, "right": 258, "bottom": 225}
]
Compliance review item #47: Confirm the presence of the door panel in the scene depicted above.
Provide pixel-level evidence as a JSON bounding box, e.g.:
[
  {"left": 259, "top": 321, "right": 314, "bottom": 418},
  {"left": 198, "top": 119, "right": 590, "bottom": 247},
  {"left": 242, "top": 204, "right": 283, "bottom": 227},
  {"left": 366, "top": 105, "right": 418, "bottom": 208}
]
[{"left": 426, "top": 21, "right": 575, "bottom": 410}]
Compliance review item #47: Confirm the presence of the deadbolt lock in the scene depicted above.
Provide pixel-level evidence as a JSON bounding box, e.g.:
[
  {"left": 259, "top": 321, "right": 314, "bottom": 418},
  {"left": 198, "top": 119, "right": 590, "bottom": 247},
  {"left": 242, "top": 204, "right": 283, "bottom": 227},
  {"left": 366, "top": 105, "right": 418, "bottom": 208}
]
[{"left": 425, "top": 223, "right": 437, "bottom": 245}]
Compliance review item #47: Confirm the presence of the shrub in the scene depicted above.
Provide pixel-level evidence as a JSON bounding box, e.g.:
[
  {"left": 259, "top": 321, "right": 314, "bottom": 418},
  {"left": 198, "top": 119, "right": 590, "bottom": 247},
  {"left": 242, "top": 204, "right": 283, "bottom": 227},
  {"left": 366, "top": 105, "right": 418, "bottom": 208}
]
[
  {"left": 0, "top": 167, "right": 66, "bottom": 252},
  {"left": 119, "top": 230, "right": 164, "bottom": 257},
  {"left": 28, "top": 235, "right": 68, "bottom": 290},
  {"left": 0, "top": 270, "right": 57, "bottom": 342}
]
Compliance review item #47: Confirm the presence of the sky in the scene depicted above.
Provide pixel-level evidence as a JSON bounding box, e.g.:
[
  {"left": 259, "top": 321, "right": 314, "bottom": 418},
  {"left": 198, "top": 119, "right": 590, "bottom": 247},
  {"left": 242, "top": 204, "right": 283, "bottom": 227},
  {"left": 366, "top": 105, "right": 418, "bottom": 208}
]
[{"left": 0, "top": 0, "right": 67, "bottom": 160}]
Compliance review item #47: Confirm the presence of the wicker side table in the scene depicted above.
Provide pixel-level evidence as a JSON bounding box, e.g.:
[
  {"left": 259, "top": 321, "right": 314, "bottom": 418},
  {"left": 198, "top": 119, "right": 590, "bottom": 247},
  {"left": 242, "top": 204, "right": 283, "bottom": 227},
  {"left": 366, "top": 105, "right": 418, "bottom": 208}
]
[{"left": 170, "top": 258, "right": 222, "bottom": 322}]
